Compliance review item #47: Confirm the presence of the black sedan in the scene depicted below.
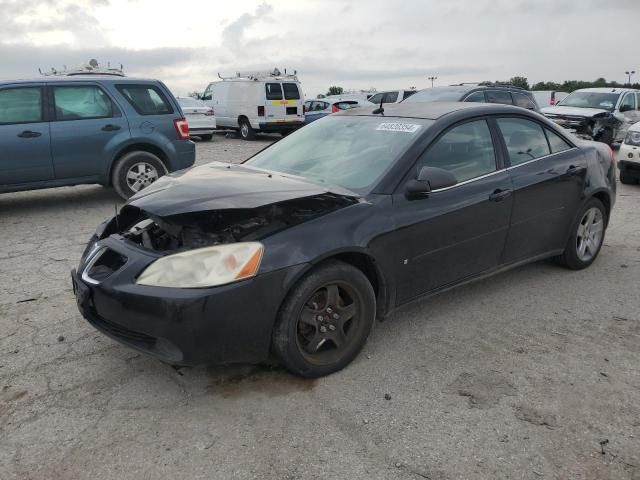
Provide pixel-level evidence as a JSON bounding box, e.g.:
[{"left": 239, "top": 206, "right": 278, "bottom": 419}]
[{"left": 71, "top": 102, "right": 616, "bottom": 377}]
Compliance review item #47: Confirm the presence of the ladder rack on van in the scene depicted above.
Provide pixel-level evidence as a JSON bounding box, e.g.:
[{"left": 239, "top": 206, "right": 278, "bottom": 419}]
[{"left": 217, "top": 68, "right": 298, "bottom": 82}]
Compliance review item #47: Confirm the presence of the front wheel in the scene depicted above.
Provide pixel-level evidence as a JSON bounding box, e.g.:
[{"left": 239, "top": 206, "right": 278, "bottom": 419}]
[
  {"left": 239, "top": 119, "right": 255, "bottom": 140},
  {"left": 555, "top": 198, "right": 607, "bottom": 270},
  {"left": 620, "top": 171, "right": 637, "bottom": 185},
  {"left": 112, "top": 151, "right": 167, "bottom": 200},
  {"left": 272, "top": 261, "right": 376, "bottom": 378}
]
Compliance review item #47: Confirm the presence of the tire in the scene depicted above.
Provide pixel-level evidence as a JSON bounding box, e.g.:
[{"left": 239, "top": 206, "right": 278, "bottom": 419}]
[
  {"left": 555, "top": 197, "right": 607, "bottom": 270},
  {"left": 112, "top": 151, "right": 167, "bottom": 200},
  {"left": 620, "top": 171, "right": 636, "bottom": 185},
  {"left": 238, "top": 118, "right": 255, "bottom": 140},
  {"left": 272, "top": 260, "right": 376, "bottom": 378},
  {"left": 199, "top": 134, "right": 213, "bottom": 141}
]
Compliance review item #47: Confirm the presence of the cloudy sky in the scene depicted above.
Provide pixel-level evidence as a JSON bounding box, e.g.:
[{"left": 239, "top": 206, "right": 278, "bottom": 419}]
[{"left": 1, "top": 0, "right": 637, "bottom": 97}]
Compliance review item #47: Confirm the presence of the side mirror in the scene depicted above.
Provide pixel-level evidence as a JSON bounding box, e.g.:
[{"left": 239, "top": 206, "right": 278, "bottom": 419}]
[
  {"left": 619, "top": 104, "right": 633, "bottom": 113},
  {"left": 405, "top": 166, "right": 457, "bottom": 199}
]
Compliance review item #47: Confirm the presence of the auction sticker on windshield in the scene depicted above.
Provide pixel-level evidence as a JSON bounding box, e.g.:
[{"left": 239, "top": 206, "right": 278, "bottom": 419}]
[{"left": 376, "top": 122, "right": 422, "bottom": 133}]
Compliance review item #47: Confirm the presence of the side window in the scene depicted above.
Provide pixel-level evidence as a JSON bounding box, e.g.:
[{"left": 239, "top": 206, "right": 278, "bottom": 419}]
[
  {"left": 265, "top": 83, "right": 283, "bottom": 100},
  {"left": 620, "top": 93, "right": 636, "bottom": 111},
  {"left": 464, "top": 91, "right": 486, "bottom": 102},
  {"left": 282, "top": 83, "right": 300, "bottom": 100},
  {"left": 486, "top": 90, "right": 513, "bottom": 105},
  {"left": 512, "top": 92, "right": 536, "bottom": 110},
  {"left": 201, "top": 84, "right": 214, "bottom": 101},
  {"left": 317, "top": 102, "right": 329, "bottom": 111},
  {"left": 545, "top": 128, "right": 572, "bottom": 154},
  {"left": 384, "top": 91, "right": 399, "bottom": 103},
  {"left": 368, "top": 93, "right": 383, "bottom": 104},
  {"left": 116, "top": 85, "right": 173, "bottom": 115},
  {"left": 402, "top": 90, "right": 416, "bottom": 100},
  {"left": 418, "top": 120, "right": 497, "bottom": 183},
  {"left": 636, "top": 93, "right": 640, "bottom": 110},
  {"left": 0, "top": 87, "right": 42, "bottom": 124},
  {"left": 497, "top": 117, "right": 551, "bottom": 165},
  {"left": 53, "top": 86, "right": 113, "bottom": 121}
]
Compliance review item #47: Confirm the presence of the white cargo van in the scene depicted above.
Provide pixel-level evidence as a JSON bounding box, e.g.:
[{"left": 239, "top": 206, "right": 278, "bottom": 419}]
[{"left": 201, "top": 69, "right": 305, "bottom": 140}]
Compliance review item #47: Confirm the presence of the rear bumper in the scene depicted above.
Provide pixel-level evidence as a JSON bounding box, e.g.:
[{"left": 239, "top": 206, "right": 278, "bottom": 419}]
[{"left": 258, "top": 121, "right": 304, "bottom": 133}]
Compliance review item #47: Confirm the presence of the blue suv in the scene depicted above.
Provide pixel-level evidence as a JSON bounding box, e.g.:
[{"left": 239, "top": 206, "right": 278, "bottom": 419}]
[{"left": 0, "top": 76, "right": 195, "bottom": 199}]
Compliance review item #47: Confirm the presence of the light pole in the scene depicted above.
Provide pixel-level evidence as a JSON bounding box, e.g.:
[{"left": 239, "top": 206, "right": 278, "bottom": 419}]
[
  {"left": 428, "top": 76, "right": 437, "bottom": 88},
  {"left": 626, "top": 70, "right": 636, "bottom": 85}
]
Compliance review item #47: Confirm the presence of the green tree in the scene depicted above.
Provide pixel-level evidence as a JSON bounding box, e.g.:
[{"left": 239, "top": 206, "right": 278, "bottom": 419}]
[
  {"left": 510, "top": 76, "right": 529, "bottom": 90},
  {"left": 326, "top": 86, "right": 344, "bottom": 96}
]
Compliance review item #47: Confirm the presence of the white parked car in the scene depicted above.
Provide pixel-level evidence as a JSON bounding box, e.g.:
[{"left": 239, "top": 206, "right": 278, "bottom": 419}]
[
  {"left": 201, "top": 69, "right": 304, "bottom": 140},
  {"left": 541, "top": 88, "right": 640, "bottom": 145},
  {"left": 617, "top": 120, "right": 640, "bottom": 184},
  {"left": 367, "top": 89, "right": 417, "bottom": 105},
  {"left": 176, "top": 97, "right": 216, "bottom": 141},
  {"left": 303, "top": 97, "right": 362, "bottom": 124}
]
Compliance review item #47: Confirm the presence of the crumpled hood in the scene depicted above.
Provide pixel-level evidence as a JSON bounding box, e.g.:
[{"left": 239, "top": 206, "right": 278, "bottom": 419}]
[
  {"left": 127, "top": 161, "right": 358, "bottom": 216},
  {"left": 541, "top": 105, "right": 610, "bottom": 118}
]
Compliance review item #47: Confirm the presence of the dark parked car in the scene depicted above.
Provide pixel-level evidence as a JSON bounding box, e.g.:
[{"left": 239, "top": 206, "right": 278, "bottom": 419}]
[
  {"left": 404, "top": 84, "right": 539, "bottom": 111},
  {"left": 72, "top": 103, "right": 616, "bottom": 377},
  {"left": 0, "top": 76, "right": 195, "bottom": 199}
]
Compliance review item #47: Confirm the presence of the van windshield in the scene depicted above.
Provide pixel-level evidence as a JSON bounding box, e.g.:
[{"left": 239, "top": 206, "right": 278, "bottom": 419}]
[{"left": 245, "top": 115, "right": 433, "bottom": 192}]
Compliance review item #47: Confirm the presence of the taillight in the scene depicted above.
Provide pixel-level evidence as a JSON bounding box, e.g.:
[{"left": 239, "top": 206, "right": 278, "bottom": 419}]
[
  {"left": 205, "top": 108, "right": 214, "bottom": 116},
  {"left": 331, "top": 104, "right": 339, "bottom": 113},
  {"left": 173, "top": 118, "right": 189, "bottom": 140},
  {"left": 257, "top": 106, "right": 265, "bottom": 117}
]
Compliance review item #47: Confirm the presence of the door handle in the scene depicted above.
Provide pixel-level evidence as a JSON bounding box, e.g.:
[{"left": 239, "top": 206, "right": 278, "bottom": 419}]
[
  {"left": 17, "top": 130, "right": 42, "bottom": 138},
  {"left": 489, "top": 188, "right": 511, "bottom": 202},
  {"left": 101, "top": 124, "right": 121, "bottom": 132}
]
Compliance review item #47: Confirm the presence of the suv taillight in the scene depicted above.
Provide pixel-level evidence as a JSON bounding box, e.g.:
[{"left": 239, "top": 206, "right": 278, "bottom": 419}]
[
  {"left": 331, "top": 104, "right": 339, "bottom": 113},
  {"left": 257, "top": 106, "right": 265, "bottom": 117},
  {"left": 174, "top": 118, "right": 190, "bottom": 140}
]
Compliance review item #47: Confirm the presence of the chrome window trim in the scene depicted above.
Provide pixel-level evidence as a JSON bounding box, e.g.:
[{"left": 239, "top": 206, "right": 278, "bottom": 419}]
[{"left": 429, "top": 147, "right": 578, "bottom": 193}]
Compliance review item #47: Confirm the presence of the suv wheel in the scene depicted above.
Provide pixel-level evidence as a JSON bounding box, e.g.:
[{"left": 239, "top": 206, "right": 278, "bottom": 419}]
[
  {"left": 239, "top": 119, "right": 255, "bottom": 140},
  {"left": 620, "top": 171, "right": 636, "bottom": 185},
  {"left": 112, "top": 151, "right": 167, "bottom": 199}
]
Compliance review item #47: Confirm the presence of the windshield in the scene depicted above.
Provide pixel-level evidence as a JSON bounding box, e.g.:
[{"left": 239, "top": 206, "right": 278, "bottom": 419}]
[
  {"left": 557, "top": 91, "right": 620, "bottom": 111},
  {"left": 402, "top": 87, "right": 468, "bottom": 103},
  {"left": 245, "top": 116, "right": 432, "bottom": 192}
]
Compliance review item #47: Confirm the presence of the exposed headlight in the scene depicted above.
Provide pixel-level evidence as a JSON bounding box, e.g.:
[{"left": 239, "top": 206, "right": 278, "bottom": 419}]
[
  {"left": 136, "top": 242, "right": 263, "bottom": 288},
  {"left": 624, "top": 130, "right": 640, "bottom": 147}
]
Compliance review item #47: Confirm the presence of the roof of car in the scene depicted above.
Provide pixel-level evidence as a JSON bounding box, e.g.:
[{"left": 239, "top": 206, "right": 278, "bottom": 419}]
[
  {"left": 0, "top": 76, "right": 160, "bottom": 86},
  {"left": 337, "top": 101, "right": 531, "bottom": 120},
  {"left": 573, "top": 87, "right": 637, "bottom": 93}
]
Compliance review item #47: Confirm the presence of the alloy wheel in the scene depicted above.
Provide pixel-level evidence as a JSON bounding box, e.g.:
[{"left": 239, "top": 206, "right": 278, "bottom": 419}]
[
  {"left": 576, "top": 207, "right": 604, "bottom": 262},
  {"left": 126, "top": 162, "right": 160, "bottom": 192}
]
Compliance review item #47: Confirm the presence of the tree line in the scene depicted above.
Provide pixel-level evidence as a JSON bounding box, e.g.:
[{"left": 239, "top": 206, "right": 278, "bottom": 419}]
[{"left": 486, "top": 76, "right": 640, "bottom": 92}]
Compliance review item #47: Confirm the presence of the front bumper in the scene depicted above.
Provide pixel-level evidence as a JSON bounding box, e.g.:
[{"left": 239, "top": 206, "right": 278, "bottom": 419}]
[{"left": 71, "top": 236, "right": 305, "bottom": 366}]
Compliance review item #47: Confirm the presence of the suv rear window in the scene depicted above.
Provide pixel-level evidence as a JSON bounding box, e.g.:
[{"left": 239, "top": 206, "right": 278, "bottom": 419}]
[
  {"left": 116, "top": 85, "right": 173, "bottom": 115},
  {"left": 0, "top": 87, "right": 42, "bottom": 124},
  {"left": 265, "top": 83, "right": 283, "bottom": 100},
  {"left": 512, "top": 92, "right": 536, "bottom": 110},
  {"left": 283, "top": 83, "right": 300, "bottom": 100}
]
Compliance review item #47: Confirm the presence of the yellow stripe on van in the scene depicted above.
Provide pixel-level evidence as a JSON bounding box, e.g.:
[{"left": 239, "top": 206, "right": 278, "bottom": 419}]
[
  {"left": 270, "top": 100, "right": 298, "bottom": 105},
  {"left": 267, "top": 118, "right": 301, "bottom": 123}
]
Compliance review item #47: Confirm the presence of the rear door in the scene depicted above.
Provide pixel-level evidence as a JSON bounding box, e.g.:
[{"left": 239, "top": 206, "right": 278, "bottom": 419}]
[
  {"left": 496, "top": 116, "right": 586, "bottom": 263},
  {"left": 0, "top": 85, "right": 54, "bottom": 185},
  {"left": 49, "top": 83, "right": 130, "bottom": 179}
]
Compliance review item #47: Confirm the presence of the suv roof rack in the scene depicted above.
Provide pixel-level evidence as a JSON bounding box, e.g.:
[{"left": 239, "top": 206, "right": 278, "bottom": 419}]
[
  {"left": 39, "top": 59, "right": 125, "bottom": 77},
  {"left": 217, "top": 67, "right": 299, "bottom": 82}
]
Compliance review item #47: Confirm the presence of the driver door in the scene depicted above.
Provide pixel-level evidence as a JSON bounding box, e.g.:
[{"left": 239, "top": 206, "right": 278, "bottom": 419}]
[{"left": 391, "top": 118, "right": 513, "bottom": 304}]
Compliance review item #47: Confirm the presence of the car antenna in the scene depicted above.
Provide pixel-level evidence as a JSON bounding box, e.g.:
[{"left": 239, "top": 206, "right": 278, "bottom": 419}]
[{"left": 372, "top": 97, "right": 384, "bottom": 115}]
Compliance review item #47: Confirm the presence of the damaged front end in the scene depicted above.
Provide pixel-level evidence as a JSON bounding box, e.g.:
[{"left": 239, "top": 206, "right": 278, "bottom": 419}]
[
  {"left": 98, "top": 193, "right": 359, "bottom": 253},
  {"left": 544, "top": 111, "right": 622, "bottom": 143}
]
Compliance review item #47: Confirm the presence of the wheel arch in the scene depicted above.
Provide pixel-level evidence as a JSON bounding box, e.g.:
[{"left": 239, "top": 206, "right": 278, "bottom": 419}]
[
  {"left": 108, "top": 143, "right": 170, "bottom": 185},
  {"left": 590, "top": 189, "right": 612, "bottom": 225}
]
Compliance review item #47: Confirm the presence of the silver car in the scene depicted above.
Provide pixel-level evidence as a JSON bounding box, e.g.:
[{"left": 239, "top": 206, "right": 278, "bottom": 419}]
[{"left": 176, "top": 96, "right": 216, "bottom": 141}]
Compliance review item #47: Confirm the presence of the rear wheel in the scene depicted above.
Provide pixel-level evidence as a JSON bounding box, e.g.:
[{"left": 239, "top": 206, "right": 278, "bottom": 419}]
[
  {"left": 272, "top": 261, "right": 375, "bottom": 378},
  {"left": 555, "top": 198, "right": 607, "bottom": 270},
  {"left": 112, "top": 151, "right": 167, "bottom": 200},
  {"left": 239, "top": 119, "right": 255, "bottom": 140}
]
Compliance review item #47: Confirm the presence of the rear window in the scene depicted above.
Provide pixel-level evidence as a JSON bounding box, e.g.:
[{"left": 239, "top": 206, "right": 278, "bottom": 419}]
[
  {"left": 116, "top": 85, "right": 173, "bottom": 115},
  {"left": 512, "top": 92, "right": 537, "bottom": 110},
  {"left": 402, "top": 90, "right": 417, "bottom": 100},
  {"left": 283, "top": 83, "right": 300, "bottom": 100},
  {"left": 265, "top": 83, "right": 283, "bottom": 100}
]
